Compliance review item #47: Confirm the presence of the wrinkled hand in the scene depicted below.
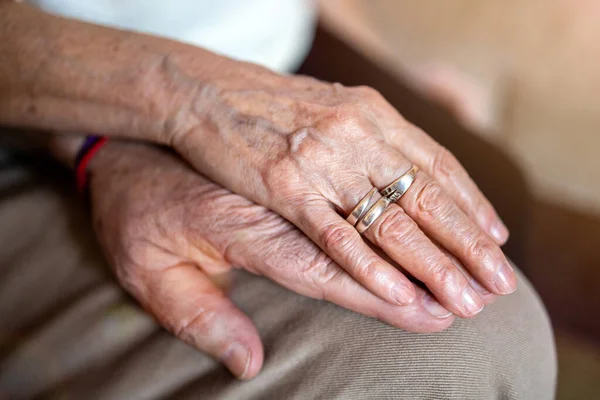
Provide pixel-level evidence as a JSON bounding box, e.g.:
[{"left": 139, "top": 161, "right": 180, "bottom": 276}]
[
  {"left": 88, "top": 142, "right": 495, "bottom": 379},
  {"left": 165, "top": 62, "right": 515, "bottom": 317}
]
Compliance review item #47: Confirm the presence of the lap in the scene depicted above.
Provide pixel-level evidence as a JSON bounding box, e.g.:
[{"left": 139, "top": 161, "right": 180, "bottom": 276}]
[{"left": 0, "top": 153, "right": 556, "bottom": 399}]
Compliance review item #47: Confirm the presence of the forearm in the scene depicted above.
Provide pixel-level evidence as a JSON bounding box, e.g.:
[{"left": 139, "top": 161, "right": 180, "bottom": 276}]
[{"left": 0, "top": 1, "right": 233, "bottom": 143}]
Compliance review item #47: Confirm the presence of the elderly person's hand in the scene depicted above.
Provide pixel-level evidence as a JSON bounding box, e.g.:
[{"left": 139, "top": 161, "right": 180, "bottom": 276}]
[
  {"left": 167, "top": 62, "right": 515, "bottom": 318},
  {"left": 3, "top": 2, "right": 514, "bottom": 321},
  {"left": 84, "top": 140, "right": 495, "bottom": 379}
]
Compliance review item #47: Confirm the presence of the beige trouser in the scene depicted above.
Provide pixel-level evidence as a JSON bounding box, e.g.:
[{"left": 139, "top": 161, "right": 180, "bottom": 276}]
[{"left": 0, "top": 151, "right": 556, "bottom": 399}]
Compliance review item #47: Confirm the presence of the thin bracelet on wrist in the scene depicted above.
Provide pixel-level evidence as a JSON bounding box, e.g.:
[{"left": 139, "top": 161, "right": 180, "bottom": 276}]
[{"left": 74, "top": 135, "right": 109, "bottom": 193}]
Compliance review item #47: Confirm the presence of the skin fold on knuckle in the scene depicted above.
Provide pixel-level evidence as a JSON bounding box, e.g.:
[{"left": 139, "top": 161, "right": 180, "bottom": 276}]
[
  {"left": 464, "top": 234, "right": 491, "bottom": 260},
  {"left": 465, "top": 235, "right": 500, "bottom": 275},
  {"left": 319, "top": 222, "right": 357, "bottom": 256},
  {"left": 429, "top": 147, "right": 498, "bottom": 234},
  {"left": 411, "top": 179, "right": 450, "bottom": 221},
  {"left": 230, "top": 207, "right": 343, "bottom": 299},
  {"left": 426, "top": 263, "right": 463, "bottom": 297},
  {"left": 169, "top": 307, "right": 220, "bottom": 346},
  {"left": 353, "top": 255, "right": 385, "bottom": 283},
  {"left": 234, "top": 223, "right": 304, "bottom": 275},
  {"left": 300, "top": 255, "right": 341, "bottom": 300},
  {"left": 373, "top": 207, "right": 416, "bottom": 244},
  {"left": 322, "top": 103, "right": 370, "bottom": 140},
  {"left": 431, "top": 145, "right": 461, "bottom": 182},
  {"left": 260, "top": 159, "right": 313, "bottom": 212}
]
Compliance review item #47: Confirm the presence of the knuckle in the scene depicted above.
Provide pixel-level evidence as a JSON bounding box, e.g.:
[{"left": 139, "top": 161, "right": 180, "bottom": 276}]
[
  {"left": 414, "top": 180, "right": 448, "bottom": 217},
  {"left": 172, "top": 308, "right": 219, "bottom": 343},
  {"left": 355, "top": 256, "right": 381, "bottom": 281},
  {"left": 431, "top": 145, "right": 461, "bottom": 180},
  {"left": 302, "top": 255, "right": 340, "bottom": 300},
  {"left": 428, "top": 263, "right": 458, "bottom": 289},
  {"left": 319, "top": 222, "right": 356, "bottom": 255},
  {"left": 320, "top": 103, "right": 373, "bottom": 141},
  {"left": 302, "top": 253, "right": 331, "bottom": 279},
  {"left": 431, "top": 145, "right": 461, "bottom": 177},
  {"left": 333, "top": 103, "right": 363, "bottom": 126},
  {"left": 310, "top": 108, "right": 367, "bottom": 148},
  {"left": 261, "top": 158, "right": 298, "bottom": 197},
  {"left": 466, "top": 235, "right": 497, "bottom": 262},
  {"left": 375, "top": 208, "right": 417, "bottom": 242}
]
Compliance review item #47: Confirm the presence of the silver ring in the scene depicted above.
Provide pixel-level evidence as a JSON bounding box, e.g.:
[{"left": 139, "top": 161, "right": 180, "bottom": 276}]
[
  {"left": 381, "top": 165, "right": 419, "bottom": 202},
  {"left": 355, "top": 197, "right": 392, "bottom": 234},
  {"left": 346, "top": 187, "right": 378, "bottom": 226}
]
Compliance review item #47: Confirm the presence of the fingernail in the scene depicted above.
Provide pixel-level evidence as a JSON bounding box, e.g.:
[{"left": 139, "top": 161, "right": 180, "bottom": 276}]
[
  {"left": 490, "top": 220, "right": 509, "bottom": 244},
  {"left": 495, "top": 262, "right": 517, "bottom": 294},
  {"left": 392, "top": 282, "right": 415, "bottom": 305},
  {"left": 423, "top": 293, "right": 453, "bottom": 318},
  {"left": 463, "top": 287, "right": 484, "bottom": 315},
  {"left": 222, "top": 342, "right": 251, "bottom": 379}
]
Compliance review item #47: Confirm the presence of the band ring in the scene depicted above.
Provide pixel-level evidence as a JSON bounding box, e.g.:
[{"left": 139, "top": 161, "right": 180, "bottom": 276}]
[
  {"left": 381, "top": 165, "right": 419, "bottom": 203},
  {"left": 346, "top": 187, "right": 378, "bottom": 226},
  {"left": 356, "top": 196, "right": 392, "bottom": 234}
]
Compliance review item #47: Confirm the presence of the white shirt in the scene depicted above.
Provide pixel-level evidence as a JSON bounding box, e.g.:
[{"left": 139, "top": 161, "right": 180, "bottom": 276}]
[{"left": 25, "top": 0, "right": 316, "bottom": 73}]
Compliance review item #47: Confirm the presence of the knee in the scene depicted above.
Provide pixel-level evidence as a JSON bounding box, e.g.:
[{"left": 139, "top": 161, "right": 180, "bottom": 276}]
[{"left": 294, "top": 268, "right": 556, "bottom": 399}]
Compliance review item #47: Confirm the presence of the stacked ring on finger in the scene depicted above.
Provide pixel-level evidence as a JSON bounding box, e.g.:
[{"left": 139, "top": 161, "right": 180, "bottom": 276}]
[
  {"left": 352, "top": 165, "right": 419, "bottom": 234},
  {"left": 381, "top": 165, "right": 419, "bottom": 203},
  {"left": 355, "top": 196, "right": 393, "bottom": 234},
  {"left": 346, "top": 187, "right": 378, "bottom": 226}
]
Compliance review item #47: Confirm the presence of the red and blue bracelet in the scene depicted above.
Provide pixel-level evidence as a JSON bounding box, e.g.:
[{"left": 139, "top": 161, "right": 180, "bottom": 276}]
[{"left": 74, "top": 135, "right": 108, "bottom": 192}]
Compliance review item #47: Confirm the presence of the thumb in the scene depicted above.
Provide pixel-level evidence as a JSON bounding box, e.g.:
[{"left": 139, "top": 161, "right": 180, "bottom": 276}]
[{"left": 138, "top": 261, "right": 263, "bottom": 379}]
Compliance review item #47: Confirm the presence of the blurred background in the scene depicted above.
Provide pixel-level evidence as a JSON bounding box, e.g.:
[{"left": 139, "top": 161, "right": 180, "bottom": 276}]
[{"left": 313, "top": 0, "right": 600, "bottom": 398}]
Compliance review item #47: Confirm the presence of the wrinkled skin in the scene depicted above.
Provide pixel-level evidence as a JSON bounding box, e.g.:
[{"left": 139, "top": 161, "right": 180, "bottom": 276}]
[
  {"left": 88, "top": 142, "right": 496, "bottom": 379},
  {"left": 2, "top": 2, "right": 516, "bottom": 382},
  {"left": 164, "top": 61, "right": 516, "bottom": 319},
  {"left": 2, "top": 2, "right": 515, "bottom": 341}
]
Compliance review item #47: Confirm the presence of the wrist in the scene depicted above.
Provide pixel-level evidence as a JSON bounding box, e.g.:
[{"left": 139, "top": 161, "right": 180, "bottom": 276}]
[
  {"left": 49, "top": 134, "right": 119, "bottom": 192},
  {"left": 48, "top": 134, "right": 86, "bottom": 168}
]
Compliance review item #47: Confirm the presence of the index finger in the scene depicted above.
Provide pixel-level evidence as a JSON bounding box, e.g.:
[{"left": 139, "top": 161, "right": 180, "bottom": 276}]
[{"left": 224, "top": 220, "right": 456, "bottom": 333}]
